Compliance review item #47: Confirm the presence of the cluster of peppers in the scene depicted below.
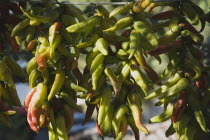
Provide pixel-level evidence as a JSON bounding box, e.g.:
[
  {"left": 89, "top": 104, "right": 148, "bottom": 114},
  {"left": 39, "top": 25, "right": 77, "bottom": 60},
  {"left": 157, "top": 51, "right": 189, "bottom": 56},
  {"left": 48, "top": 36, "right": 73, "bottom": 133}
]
[{"left": 0, "top": 0, "right": 210, "bottom": 140}]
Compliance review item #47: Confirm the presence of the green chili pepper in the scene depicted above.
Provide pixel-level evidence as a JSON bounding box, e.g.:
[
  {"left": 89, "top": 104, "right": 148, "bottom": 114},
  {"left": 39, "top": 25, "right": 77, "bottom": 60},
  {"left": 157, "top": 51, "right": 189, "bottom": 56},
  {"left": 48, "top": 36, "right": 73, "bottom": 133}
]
[
  {"left": 127, "top": 93, "right": 149, "bottom": 134},
  {"left": 11, "top": 18, "right": 30, "bottom": 37},
  {"left": 48, "top": 70, "right": 65, "bottom": 101},
  {"left": 29, "top": 69, "right": 41, "bottom": 89},
  {"left": 103, "top": 16, "right": 133, "bottom": 32},
  {"left": 33, "top": 83, "right": 48, "bottom": 109},
  {"left": 149, "top": 106, "right": 174, "bottom": 123},
  {"left": 129, "top": 30, "right": 141, "bottom": 59},
  {"left": 98, "top": 88, "right": 112, "bottom": 125},
  {"left": 90, "top": 53, "right": 105, "bottom": 74},
  {"left": 134, "top": 21, "right": 158, "bottom": 48},
  {"left": 109, "top": 2, "right": 133, "bottom": 18},
  {"left": 92, "top": 65, "right": 104, "bottom": 91},
  {"left": 94, "top": 38, "right": 109, "bottom": 56},
  {"left": 104, "top": 67, "right": 120, "bottom": 95},
  {"left": 145, "top": 72, "right": 182, "bottom": 100},
  {"left": 112, "top": 105, "right": 129, "bottom": 138},
  {"left": 66, "top": 16, "right": 101, "bottom": 33}
]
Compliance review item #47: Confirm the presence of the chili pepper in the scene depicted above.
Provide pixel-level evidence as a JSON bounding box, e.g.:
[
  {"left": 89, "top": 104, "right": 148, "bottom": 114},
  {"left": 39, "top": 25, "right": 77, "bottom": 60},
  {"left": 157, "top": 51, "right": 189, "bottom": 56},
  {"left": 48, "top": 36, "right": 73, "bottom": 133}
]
[
  {"left": 127, "top": 93, "right": 149, "bottom": 134},
  {"left": 24, "top": 88, "right": 37, "bottom": 111},
  {"left": 179, "top": 21, "right": 204, "bottom": 41},
  {"left": 90, "top": 53, "right": 105, "bottom": 74},
  {"left": 50, "top": 34, "right": 62, "bottom": 60},
  {"left": 118, "top": 63, "right": 130, "bottom": 84},
  {"left": 77, "top": 34, "right": 99, "bottom": 49},
  {"left": 99, "top": 104, "right": 114, "bottom": 136},
  {"left": 112, "top": 105, "right": 129, "bottom": 138},
  {"left": 159, "top": 78, "right": 189, "bottom": 99},
  {"left": 149, "top": 106, "right": 174, "bottom": 123},
  {"left": 127, "top": 115, "right": 140, "bottom": 140},
  {"left": 48, "top": 70, "right": 65, "bottom": 101},
  {"left": 172, "top": 90, "right": 187, "bottom": 123},
  {"left": 115, "top": 116, "right": 128, "bottom": 140},
  {"left": 63, "top": 77, "right": 87, "bottom": 93},
  {"left": 145, "top": 72, "right": 182, "bottom": 100},
  {"left": 48, "top": 121, "right": 58, "bottom": 140},
  {"left": 66, "top": 16, "right": 100, "bottom": 33},
  {"left": 35, "top": 52, "right": 47, "bottom": 72},
  {"left": 92, "top": 65, "right": 104, "bottom": 91},
  {"left": 158, "top": 25, "right": 182, "bottom": 45},
  {"left": 103, "top": 16, "right": 133, "bottom": 32},
  {"left": 31, "top": 83, "right": 47, "bottom": 109},
  {"left": 11, "top": 18, "right": 30, "bottom": 37},
  {"left": 132, "top": 0, "right": 153, "bottom": 13},
  {"left": 146, "top": 40, "right": 182, "bottom": 56},
  {"left": 98, "top": 88, "right": 112, "bottom": 125},
  {"left": 130, "top": 64, "right": 151, "bottom": 96},
  {"left": 134, "top": 20, "right": 158, "bottom": 48},
  {"left": 155, "top": 95, "right": 175, "bottom": 106},
  {"left": 151, "top": 9, "right": 175, "bottom": 20},
  {"left": 94, "top": 38, "right": 109, "bottom": 56},
  {"left": 109, "top": 2, "right": 133, "bottom": 18},
  {"left": 56, "top": 114, "right": 68, "bottom": 140},
  {"left": 104, "top": 67, "right": 120, "bottom": 95},
  {"left": 155, "top": 54, "right": 181, "bottom": 84},
  {"left": 49, "top": 22, "right": 62, "bottom": 47},
  {"left": 181, "top": 30, "right": 203, "bottom": 45},
  {"left": 129, "top": 30, "right": 141, "bottom": 59},
  {"left": 148, "top": 2, "right": 174, "bottom": 12},
  {"left": 27, "top": 40, "right": 36, "bottom": 51}
]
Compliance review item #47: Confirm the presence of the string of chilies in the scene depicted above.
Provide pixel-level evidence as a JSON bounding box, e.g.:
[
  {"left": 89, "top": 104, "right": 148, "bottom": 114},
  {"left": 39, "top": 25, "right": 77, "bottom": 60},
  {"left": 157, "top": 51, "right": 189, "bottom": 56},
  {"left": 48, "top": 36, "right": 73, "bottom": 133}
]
[{"left": 0, "top": 0, "right": 210, "bottom": 140}]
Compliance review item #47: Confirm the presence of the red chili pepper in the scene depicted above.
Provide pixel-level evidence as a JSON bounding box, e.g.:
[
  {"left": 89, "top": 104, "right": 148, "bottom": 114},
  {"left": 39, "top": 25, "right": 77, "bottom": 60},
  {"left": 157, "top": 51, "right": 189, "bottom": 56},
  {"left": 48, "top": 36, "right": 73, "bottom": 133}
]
[
  {"left": 35, "top": 54, "right": 47, "bottom": 72},
  {"left": 9, "top": 36, "right": 20, "bottom": 54},
  {"left": 179, "top": 21, "right": 204, "bottom": 41},
  {"left": 82, "top": 103, "right": 96, "bottom": 126},
  {"left": 27, "top": 40, "right": 36, "bottom": 51},
  {"left": 146, "top": 40, "right": 182, "bottom": 56},
  {"left": 151, "top": 9, "right": 175, "bottom": 20},
  {"left": 172, "top": 90, "right": 187, "bottom": 123}
]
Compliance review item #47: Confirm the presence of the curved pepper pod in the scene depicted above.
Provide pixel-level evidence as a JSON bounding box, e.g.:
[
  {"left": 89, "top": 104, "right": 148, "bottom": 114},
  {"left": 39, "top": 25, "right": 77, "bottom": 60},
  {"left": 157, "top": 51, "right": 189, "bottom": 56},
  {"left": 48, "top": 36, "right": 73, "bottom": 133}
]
[{"left": 127, "top": 93, "right": 149, "bottom": 134}]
